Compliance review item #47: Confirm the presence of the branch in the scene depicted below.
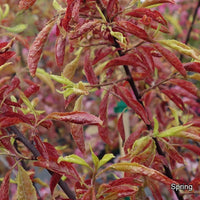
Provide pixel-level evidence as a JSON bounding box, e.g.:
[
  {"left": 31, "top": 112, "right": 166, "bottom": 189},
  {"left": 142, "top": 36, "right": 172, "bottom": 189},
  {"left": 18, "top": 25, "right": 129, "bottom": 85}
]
[
  {"left": 6, "top": 126, "right": 76, "bottom": 200},
  {"left": 180, "top": 0, "right": 200, "bottom": 61}
]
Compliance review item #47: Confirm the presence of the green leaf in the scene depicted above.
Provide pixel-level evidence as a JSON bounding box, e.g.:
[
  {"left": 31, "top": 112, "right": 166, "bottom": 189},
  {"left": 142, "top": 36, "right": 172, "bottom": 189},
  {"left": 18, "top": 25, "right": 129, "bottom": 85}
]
[
  {"left": 17, "top": 164, "right": 37, "bottom": 200},
  {"left": 53, "top": 0, "right": 63, "bottom": 11},
  {"left": 19, "top": 91, "right": 36, "bottom": 117},
  {"left": 90, "top": 145, "right": 99, "bottom": 168},
  {"left": 50, "top": 74, "right": 74, "bottom": 86},
  {"left": 153, "top": 117, "right": 159, "bottom": 136},
  {"left": 155, "top": 124, "right": 192, "bottom": 137},
  {"left": 36, "top": 68, "right": 55, "bottom": 93},
  {"left": 98, "top": 153, "right": 115, "bottom": 169},
  {"left": 158, "top": 39, "right": 200, "bottom": 61},
  {"left": 58, "top": 154, "right": 92, "bottom": 169},
  {"left": 0, "top": 24, "right": 27, "bottom": 33}
]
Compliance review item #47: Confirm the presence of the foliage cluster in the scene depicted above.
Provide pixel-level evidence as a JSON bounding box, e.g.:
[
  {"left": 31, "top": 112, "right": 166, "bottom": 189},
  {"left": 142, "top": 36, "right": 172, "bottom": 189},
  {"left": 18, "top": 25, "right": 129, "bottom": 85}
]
[{"left": 0, "top": 0, "right": 200, "bottom": 199}]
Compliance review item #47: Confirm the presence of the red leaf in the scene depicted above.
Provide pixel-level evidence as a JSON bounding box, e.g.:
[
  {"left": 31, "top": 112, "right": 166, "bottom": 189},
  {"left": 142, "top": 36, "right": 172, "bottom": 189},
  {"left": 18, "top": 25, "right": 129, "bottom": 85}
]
[
  {"left": 0, "top": 170, "right": 11, "bottom": 200},
  {"left": 117, "top": 21, "right": 152, "bottom": 42},
  {"left": 153, "top": 43, "right": 186, "bottom": 76},
  {"left": 98, "top": 91, "right": 112, "bottom": 144},
  {"left": 4, "top": 76, "right": 20, "bottom": 97},
  {"left": 165, "top": 143, "right": 184, "bottom": 164},
  {"left": 141, "top": 0, "right": 175, "bottom": 7},
  {"left": 160, "top": 87, "right": 184, "bottom": 110},
  {"left": 71, "top": 123, "right": 85, "bottom": 153},
  {"left": 107, "top": 0, "right": 118, "bottom": 20},
  {"left": 55, "top": 34, "right": 66, "bottom": 67},
  {"left": 182, "top": 144, "right": 200, "bottom": 156},
  {"left": 147, "top": 179, "right": 163, "bottom": 200},
  {"left": 47, "top": 111, "right": 102, "bottom": 125},
  {"left": 0, "top": 51, "right": 16, "bottom": 66},
  {"left": 126, "top": 8, "right": 167, "bottom": 26},
  {"left": 84, "top": 50, "right": 98, "bottom": 85},
  {"left": 124, "top": 130, "right": 143, "bottom": 154},
  {"left": 34, "top": 157, "right": 80, "bottom": 181},
  {"left": 70, "top": 20, "right": 98, "bottom": 40},
  {"left": 0, "top": 117, "right": 23, "bottom": 128},
  {"left": 103, "top": 53, "right": 145, "bottom": 71},
  {"left": 170, "top": 78, "right": 199, "bottom": 97},
  {"left": 18, "top": 0, "right": 36, "bottom": 10},
  {"left": 34, "top": 135, "right": 49, "bottom": 159},
  {"left": 62, "top": 0, "right": 74, "bottom": 31},
  {"left": 92, "top": 47, "right": 113, "bottom": 65},
  {"left": 184, "top": 62, "right": 200, "bottom": 73},
  {"left": 72, "top": 0, "right": 80, "bottom": 22},
  {"left": 65, "top": 94, "right": 77, "bottom": 108},
  {"left": 114, "top": 85, "right": 150, "bottom": 125},
  {"left": 28, "top": 22, "right": 54, "bottom": 76},
  {"left": 50, "top": 173, "right": 62, "bottom": 195},
  {"left": 117, "top": 113, "right": 125, "bottom": 142}
]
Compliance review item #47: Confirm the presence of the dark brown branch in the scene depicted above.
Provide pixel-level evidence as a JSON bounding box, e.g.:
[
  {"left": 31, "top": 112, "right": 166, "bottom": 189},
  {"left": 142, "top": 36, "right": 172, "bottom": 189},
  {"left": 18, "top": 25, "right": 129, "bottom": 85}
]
[
  {"left": 6, "top": 126, "right": 76, "bottom": 200},
  {"left": 180, "top": 0, "right": 200, "bottom": 61}
]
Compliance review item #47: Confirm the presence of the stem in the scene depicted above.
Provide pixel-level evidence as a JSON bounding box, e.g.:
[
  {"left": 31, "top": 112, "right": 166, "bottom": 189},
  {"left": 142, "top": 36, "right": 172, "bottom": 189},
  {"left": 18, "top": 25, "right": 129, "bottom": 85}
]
[
  {"left": 180, "top": 0, "right": 200, "bottom": 61},
  {"left": 6, "top": 126, "right": 76, "bottom": 200}
]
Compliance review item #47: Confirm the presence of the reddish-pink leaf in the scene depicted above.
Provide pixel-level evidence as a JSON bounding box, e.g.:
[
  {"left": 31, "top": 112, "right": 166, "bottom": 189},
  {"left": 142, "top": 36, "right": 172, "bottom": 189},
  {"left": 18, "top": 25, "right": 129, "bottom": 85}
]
[
  {"left": 98, "top": 91, "right": 112, "bottom": 144},
  {"left": 72, "top": 0, "right": 80, "bottom": 22},
  {"left": 189, "top": 177, "right": 200, "bottom": 190},
  {"left": 34, "top": 135, "right": 49, "bottom": 159},
  {"left": 70, "top": 20, "right": 98, "bottom": 40},
  {"left": 184, "top": 62, "right": 200, "bottom": 73},
  {"left": 117, "top": 113, "right": 125, "bottom": 142},
  {"left": 50, "top": 173, "right": 62, "bottom": 195},
  {"left": 18, "top": 0, "right": 36, "bottom": 10},
  {"left": 0, "top": 117, "right": 23, "bottom": 128},
  {"left": 103, "top": 53, "right": 145, "bottom": 71},
  {"left": 65, "top": 94, "right": 77, "bottom": 108},
  {"left": 0, "top": 51, "right": 16, "bottom": 66},
  {"left": 4, "top": 76, "right": 20, "bottom": 97},
  {"left": 0, "top": 170, "right": 11, "bottom": 200},
  {"left": 107, "top": 0, "right": 118, "bottom": 20},
  {"left": 147, "top": 179, "right": 163, "bottom": 200},
  {"left": 170, "top": 78, "right": 199, "bottom": 97},
  {"left": 165, "top": 143, "right": 184, "bottom": 163},
  {"left": 71, "top": 123, "right": 85, "bottom": 153},
  {"left": 84, "top": 50, "right": 98, "bottom": 85},
  {"left": 47, "top": 111, "right": 102, "bottom": 125},
  {"left": 92, "top": 47, "right": 113, "bottom": 65},
  {"left": 117, "top": 21, "right": 152, "bottom": 42},
  {"left": 160, "top": 87, "right": 184, "bottom": 110},
  {"left": 34, "top": 157, "right": 80, "bottom": 181},
  {"left": 153, "top": 43, "right": 186, "bottom": 76},
  {"left": 124, "top": 130, "right": 143, "bottom": 154},
  {"left": 28, "top": 22, "right": 54, "bottom": 76},
  {"left": 114, "top": 85, "right": 150, "bottom": 125},
  {"left": 62, "top": 0, "right": 74, "bottom": 31},
  {"left": 126, "top": 8, "right": 167, "bottom": 26},
  {"left": 55, "top": 34, "right": 66, "bottom": 67},
  {"left": 182, "top": 144, "right": 200, "bottom": 156}
]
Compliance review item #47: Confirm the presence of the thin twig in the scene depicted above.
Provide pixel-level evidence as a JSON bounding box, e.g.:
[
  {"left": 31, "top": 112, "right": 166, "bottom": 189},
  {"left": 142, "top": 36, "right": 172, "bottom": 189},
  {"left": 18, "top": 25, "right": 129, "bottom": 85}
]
[{"left": 180, "top": 0, "right": 200, "bottom": 61}]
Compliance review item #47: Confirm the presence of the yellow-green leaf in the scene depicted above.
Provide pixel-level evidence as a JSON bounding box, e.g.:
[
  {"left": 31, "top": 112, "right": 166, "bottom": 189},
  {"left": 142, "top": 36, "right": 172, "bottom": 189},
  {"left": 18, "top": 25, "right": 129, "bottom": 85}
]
[
  {"left": 53, "top": 0, "right": 63, "bottom": 11},
  {"left": 158, "top": 40, "right": 200, "bottom": 61},
  {"left": 153, "top": 117, "right": 159, "bottom": 136},
  {"left": 17, "top": 164, "right": 37, "bottom": 200},
  {"left": 50, "top": 74, "right": 74, "bottom": 86},
  {"left": 62, "top": 47, "right": 83, "bottom": 80},
  {"left": 58, "top": 154, "right": 92, "bottom": 169},
  {"left": 98, "top": 154, "right": 115, "bottom": 169},
  {"left": 107, "top": 162, "right": 177, "bottom": 185},
  {"left": 73, "top": 95, "right": 83, "bottom": 111},
  {"left": 90, "top": 145, "right": 99, "bottom": 168},
  {"left": 0, "top": 24, "right": 27, "bottom": 33},
  {"left": 155, "top": 124, "right": 192, "bottom": 137},
  {"left": 36, "top": 68, "right": 55, "bottom": 93},
  {"left": 189, "top": 73, "right": 200, "bottom": 81}
]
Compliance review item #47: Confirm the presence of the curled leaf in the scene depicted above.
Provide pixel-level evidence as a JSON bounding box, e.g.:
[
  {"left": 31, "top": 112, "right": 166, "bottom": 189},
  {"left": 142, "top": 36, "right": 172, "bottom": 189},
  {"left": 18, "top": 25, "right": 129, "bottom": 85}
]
[
  {"left": 28, "top": 22, "right": 54, "bottom": 77},
  {"left": 47, "top": 111, "right": 102, "bottom": 125},
  {"left": 18, "top": 0, "right": 36, "bottom": 10}
]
